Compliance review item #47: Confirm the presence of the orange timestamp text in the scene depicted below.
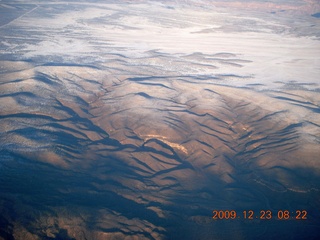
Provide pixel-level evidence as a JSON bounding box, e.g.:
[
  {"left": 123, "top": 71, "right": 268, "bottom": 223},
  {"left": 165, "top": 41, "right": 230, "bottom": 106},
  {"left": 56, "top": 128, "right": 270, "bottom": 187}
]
[{"left": 212, "top": 210, "right": 307, "bottom": 220}]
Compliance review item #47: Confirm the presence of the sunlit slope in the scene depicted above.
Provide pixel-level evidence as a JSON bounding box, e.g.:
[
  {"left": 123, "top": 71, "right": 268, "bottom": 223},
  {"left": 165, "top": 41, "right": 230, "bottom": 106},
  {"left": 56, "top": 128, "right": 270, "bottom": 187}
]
[{"left": 1, "top": 55, "right": 319, "bottom": 239}]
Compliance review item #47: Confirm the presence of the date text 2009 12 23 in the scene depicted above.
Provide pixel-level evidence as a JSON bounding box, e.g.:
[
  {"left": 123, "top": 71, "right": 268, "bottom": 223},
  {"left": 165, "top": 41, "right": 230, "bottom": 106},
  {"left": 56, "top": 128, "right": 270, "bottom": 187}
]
[{"left": 212, "top": 210, "right": 307, "bottom": 220}]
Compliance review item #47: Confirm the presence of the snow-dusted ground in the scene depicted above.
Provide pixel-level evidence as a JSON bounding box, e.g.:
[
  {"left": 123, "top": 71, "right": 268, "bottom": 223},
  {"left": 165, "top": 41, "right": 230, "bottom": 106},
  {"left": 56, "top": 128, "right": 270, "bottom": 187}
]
[{"left": 0, "top": 1, "right": 319, "bottom": 240}]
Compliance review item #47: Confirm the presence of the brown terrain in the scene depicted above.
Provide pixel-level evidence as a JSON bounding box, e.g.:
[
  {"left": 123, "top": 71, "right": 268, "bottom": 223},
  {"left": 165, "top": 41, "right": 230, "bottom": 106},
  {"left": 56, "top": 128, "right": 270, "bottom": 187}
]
[{"left": 0, "top": 0, "right": 319, "bottom": 239}]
